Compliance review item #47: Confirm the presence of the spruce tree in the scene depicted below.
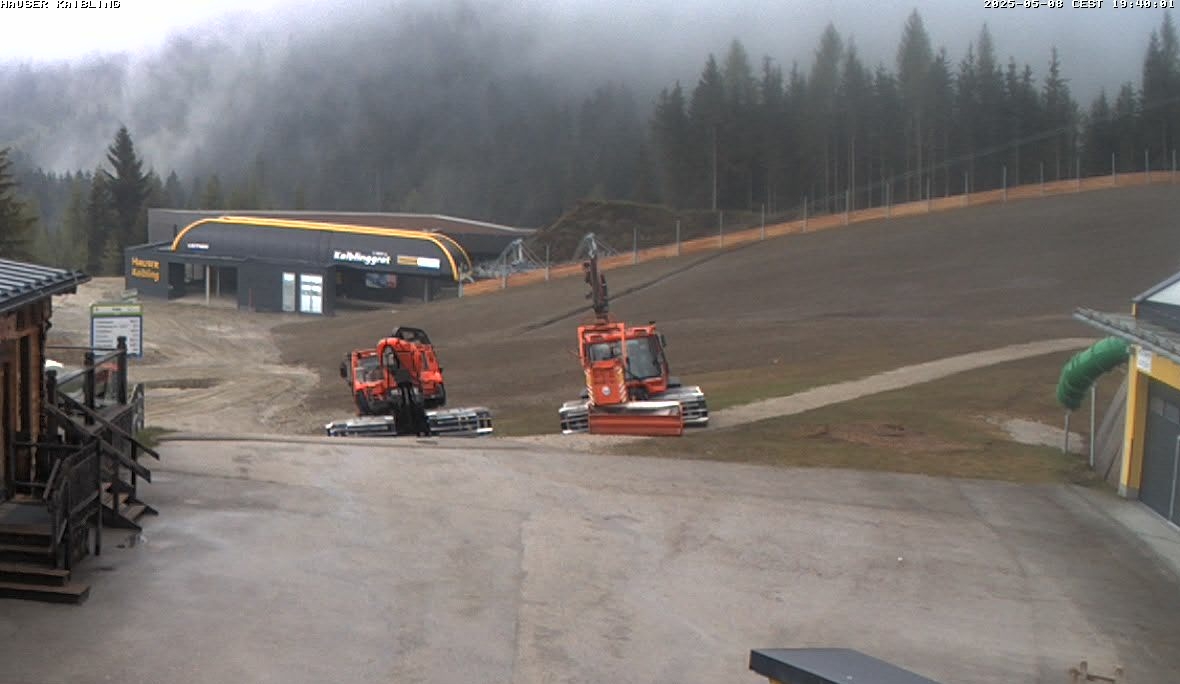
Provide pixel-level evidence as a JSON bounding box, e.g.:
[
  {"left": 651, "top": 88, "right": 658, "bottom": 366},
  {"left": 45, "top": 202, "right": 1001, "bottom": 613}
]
[
  {"left": 103, "top": 126, "right": 150, "bottom": 249},
  {"left": 0, "top": 148, "right": 37, "bottom": 261},
  {"left": 85, "top": 172, "right": 117, "bottom": 276},
  {"left": 896, "top": 9, "right": 933, "bottom": 199}
]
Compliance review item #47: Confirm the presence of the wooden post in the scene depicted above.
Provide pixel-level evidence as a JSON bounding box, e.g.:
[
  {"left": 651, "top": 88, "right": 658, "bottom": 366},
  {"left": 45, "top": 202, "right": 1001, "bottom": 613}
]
[
  {"left": 45, "top": 369, "right": 58, "bottom": 443},
  {"left": 83, "top": 351, "right": 96, "bottom": 426},
  {"left": 675, "top": 220, "right": 681, "bottom": 256},
  {"left": 94, "top": 441, "right": 103, "bottom": 557},
  {"left": 116, "top": 336, "right": 128, "bottom": 405}
]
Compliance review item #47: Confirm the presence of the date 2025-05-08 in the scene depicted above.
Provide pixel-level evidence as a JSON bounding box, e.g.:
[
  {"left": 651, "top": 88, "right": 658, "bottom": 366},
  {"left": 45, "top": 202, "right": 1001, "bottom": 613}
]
[{"left": 986, "top": 0, "right": 1174, "bottom": 7}]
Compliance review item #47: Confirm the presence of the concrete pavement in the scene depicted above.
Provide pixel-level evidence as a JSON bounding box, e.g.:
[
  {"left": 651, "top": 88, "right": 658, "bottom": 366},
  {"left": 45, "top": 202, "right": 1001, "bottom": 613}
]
[{"left": 1, "top": 438, "right": 1177, "bottom": 684}]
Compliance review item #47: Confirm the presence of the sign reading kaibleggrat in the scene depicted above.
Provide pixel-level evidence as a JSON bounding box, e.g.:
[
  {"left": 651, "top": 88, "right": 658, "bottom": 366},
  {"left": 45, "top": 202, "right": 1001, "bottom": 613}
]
[{"left": 90, "top": 302, "right": 144, "bottom": 358}]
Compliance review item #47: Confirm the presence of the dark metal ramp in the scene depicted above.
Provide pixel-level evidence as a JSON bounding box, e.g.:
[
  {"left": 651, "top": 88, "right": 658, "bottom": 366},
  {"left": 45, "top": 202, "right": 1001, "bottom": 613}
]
[{"left": 749, "top": 648, "right": 943, "bottom": 684}]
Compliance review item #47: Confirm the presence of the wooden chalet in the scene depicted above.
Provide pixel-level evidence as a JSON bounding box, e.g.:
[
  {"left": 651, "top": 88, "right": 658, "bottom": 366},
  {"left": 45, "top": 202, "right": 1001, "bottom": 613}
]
[{"left": 0, "top": 259, "right": 158, "bottom": 604}]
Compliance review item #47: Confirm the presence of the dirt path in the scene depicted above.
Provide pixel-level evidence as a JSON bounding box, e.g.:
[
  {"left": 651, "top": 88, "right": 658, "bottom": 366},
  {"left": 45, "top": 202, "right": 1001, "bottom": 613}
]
[
  {"left": 709, "top": 337, "right": 1094, "bottom": 427},
  {"left": 50, "top": 278, "right": 319, "bottom": 435},
  {"left": 513, "top": 337, "right": 1095, "bottom": 451}
]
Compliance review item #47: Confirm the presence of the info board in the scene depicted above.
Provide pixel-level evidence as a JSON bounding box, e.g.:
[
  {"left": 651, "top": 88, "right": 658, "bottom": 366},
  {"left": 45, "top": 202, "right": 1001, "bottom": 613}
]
[{"left": 90, "top": 302, "right": 144, "bottom": 358}]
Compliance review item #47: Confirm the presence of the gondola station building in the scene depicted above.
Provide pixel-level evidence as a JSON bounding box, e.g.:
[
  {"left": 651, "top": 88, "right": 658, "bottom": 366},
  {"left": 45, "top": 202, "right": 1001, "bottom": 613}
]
[{"left": 123, "top": 211, "right": 531, "bottom": 315}]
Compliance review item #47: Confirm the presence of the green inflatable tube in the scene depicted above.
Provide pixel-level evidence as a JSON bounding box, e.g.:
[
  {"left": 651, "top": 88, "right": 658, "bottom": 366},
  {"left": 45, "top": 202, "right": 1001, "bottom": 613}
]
[{"left": 1055, "top": 337, "right": 1130, "bottom": 411}]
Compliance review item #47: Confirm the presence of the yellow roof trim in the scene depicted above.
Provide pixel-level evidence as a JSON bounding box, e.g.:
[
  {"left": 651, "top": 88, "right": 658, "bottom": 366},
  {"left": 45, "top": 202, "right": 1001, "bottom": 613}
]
[{"left": 169, "top": 216, "right": 469, "bottom": 281}]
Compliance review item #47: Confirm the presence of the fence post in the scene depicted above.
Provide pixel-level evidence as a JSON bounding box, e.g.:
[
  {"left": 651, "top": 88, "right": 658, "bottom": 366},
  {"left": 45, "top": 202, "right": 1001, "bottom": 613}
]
[
  {"left": 886, "top": 183, "right": 892, "bottom": 218},
  {"left": 1090, "top": 383, "right": 1097, "bottom": 469},
  {"left": 718, "top": 212, "right": 724, "bottom": 247},
  {"left": 116, "top": 336, "right": 128, "bottom": 405},
  {"left": 1064, "top": 412, "right": 1071, "bottom": 454},
  {"left": 963, "top": 171, "right": 969, "bottom": 206},
  {"left": 501, "top": 269, "right": 507, "bottom": 290},
  {"left": 1002, "top": 165, "right": 1007, "bottom": 202},
  {"left": 545, "top": 245, "right": 550, "bottom": 282},
  {"left": 632, "top": 227, "right": 638, "bottom": 265},
  {"left": 803, "top": 196, "right": 808, "bottom": 230},
  {"left": 675, "top": 220, "right": 681, "bottom": 256},
  {"left": 1077, "top": 157, "right": 1082, "bottom": 191},
  {"left": 760, "top": 203, "right": 766, "bottom": 240},
  {"left": 844, "top": 189, "right": 850, "bottom": 225}
]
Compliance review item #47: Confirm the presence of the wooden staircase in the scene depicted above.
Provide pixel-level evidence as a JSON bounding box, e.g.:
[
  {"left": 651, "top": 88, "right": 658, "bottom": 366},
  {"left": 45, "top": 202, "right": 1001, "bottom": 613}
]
[
  {"left": 0, "top": 341, "right": 161, "bottom": 605},
  {"left": 101, "top": 480, "right": 157, "bottom": 531},
  {"left": 0, "top": 499, "right": 90, "bottom": 605}
]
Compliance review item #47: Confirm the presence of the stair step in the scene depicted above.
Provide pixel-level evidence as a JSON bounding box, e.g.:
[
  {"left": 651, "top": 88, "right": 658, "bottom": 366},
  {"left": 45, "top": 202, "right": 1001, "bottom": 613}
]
[
  {"left": 122, "top": 503, "right": 146, "bottom": 522},
  {"left": 0, "top": 523, "right": 52, "bottom": 546},
  {"left": 0, "top": 580, "right": 90, "bottom": 605},
  {"left": 0, "top": 543, "right": 54, "bottom": 564},
  {"left": 101, "top": 491, "right": 130, "bottom": 509},
  {"left": 0, "top": 562, "right": 69, "bottom": 586}
]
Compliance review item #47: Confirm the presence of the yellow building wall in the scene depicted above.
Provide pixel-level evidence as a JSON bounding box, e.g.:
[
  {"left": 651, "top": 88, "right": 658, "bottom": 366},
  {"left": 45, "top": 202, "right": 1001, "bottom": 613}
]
[{"left": 1120, "top": 345, "right": 1180, "bottom": 498}]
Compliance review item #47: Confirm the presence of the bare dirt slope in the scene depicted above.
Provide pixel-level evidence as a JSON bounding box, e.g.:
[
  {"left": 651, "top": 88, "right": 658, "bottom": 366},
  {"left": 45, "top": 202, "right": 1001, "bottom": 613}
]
[
  {"left": 276, "top": 184, "right": 1180, "bottom": 432},
  {"left": 44, "top": 185, "right": 1180, "bottom": 436}
]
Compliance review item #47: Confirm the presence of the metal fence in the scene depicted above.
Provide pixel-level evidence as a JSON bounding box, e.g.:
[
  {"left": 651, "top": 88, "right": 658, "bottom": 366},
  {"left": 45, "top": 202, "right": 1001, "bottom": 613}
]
[{"left": 461, "top": 156, "right": 1176, "bottom": 298}]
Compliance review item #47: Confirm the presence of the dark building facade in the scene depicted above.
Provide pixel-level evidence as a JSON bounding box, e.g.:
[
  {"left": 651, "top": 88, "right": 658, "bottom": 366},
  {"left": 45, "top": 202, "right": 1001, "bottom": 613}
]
[{"left": 125, "top": 216, "right": 479, "bottom": 315}]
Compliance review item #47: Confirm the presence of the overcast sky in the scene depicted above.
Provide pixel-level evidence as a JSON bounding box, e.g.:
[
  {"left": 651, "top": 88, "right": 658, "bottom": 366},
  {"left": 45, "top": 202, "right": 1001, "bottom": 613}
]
[{"left": 0, "top": 0, "right": 1172, "bottom": 101}]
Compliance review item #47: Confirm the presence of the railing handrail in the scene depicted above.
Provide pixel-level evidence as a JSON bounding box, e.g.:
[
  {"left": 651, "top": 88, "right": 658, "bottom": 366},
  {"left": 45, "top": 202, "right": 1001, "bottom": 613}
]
[
  {"left": 42, "top": 403, "right": 152, "bottom": 483},
  {"left": 56, "top": 394, "right": 160, "bottom": 461},
  {"left": 41, "top": 454, "right": 63, "bottom": 503},
  {"left": 43, "top": 440, "right": 99, "bottom": 551}
]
